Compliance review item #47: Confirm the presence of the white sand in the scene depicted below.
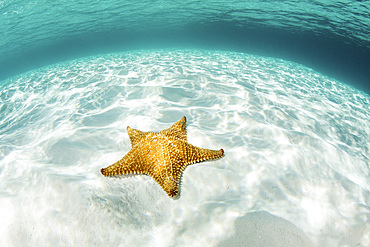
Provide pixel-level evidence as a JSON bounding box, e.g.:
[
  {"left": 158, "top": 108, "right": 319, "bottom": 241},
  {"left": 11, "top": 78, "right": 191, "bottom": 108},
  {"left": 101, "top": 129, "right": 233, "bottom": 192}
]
[{"left": 0, "top": 50, "right": 369, "bottom": 246}]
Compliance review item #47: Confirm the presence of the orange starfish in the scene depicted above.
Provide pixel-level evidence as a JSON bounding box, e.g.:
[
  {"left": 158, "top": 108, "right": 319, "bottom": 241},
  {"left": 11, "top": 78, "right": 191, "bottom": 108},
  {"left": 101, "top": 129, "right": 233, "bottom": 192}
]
[{"left": 101, "top": 116, "right": 224, "bottom": 197}]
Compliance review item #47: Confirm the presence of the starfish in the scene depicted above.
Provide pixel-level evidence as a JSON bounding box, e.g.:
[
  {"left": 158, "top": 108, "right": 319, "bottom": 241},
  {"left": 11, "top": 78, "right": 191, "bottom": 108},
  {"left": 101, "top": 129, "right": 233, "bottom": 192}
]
[{"left": 101, "top": 116, "right": 224, "bottom": 197}]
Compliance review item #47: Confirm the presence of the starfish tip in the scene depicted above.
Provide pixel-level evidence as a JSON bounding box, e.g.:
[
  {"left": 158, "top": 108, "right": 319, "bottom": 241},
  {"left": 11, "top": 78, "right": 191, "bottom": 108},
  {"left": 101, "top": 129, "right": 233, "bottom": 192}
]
[{"left": 168, "top": 190, "right": 178, "bottom": 197}]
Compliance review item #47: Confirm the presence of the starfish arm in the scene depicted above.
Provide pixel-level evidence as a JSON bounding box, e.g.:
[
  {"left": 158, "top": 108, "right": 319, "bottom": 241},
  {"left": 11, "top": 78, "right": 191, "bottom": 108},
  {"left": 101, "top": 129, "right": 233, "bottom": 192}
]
[
  {"left": 127, "top": 126, "right": 146, "bottom": 147},
  {"left": 101, "top": 148, "right": 146, "bottom": 176},
  {"left": 160, "top": 116, "right": 187, "bottom": 142},
  {"left": 152, "top": 173, "right": 180, "bottom": 197},
  {"left": 185, "top": 144, "right": 224, "bottom": 165},
  {"left": 150, "top": 161, "right": 184, "bottom": 197}
]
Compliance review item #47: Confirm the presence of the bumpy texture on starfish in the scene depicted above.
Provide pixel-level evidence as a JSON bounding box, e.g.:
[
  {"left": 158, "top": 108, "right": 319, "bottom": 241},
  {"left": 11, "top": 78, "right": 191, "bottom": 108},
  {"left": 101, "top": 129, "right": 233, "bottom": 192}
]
[{"left": 101, "top": 116, "right": 224, "bottom": 197}]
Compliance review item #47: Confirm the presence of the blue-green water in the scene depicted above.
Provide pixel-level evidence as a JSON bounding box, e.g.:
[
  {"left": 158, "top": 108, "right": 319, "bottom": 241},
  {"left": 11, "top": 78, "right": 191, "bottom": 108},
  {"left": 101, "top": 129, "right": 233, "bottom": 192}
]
[
  {"left": 1, "top": 0, "right": 370, "bottom": 94},
  {"left": 0, "top": 1, "right": 369, "bottom": 247}
]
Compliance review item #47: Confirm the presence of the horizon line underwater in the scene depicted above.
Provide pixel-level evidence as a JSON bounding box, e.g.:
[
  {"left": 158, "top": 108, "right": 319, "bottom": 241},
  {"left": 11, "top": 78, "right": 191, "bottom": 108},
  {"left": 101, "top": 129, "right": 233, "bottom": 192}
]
[{"left": 0, "top": 1, "right": 369, "bottom": 247}]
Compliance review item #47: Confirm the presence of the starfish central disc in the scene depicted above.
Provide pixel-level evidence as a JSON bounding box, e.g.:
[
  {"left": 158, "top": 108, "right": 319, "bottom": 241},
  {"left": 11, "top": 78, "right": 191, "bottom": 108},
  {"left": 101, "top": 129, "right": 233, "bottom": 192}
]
[{"left": 101, "top": 116, "right": 224, "bottom": 197}]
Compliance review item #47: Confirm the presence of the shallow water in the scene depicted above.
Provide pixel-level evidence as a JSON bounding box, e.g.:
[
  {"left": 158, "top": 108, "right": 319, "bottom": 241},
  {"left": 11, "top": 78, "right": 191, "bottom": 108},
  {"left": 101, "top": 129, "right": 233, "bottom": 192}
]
[{"left": 0, "top": 50, "right": 369, "bottom": 246}]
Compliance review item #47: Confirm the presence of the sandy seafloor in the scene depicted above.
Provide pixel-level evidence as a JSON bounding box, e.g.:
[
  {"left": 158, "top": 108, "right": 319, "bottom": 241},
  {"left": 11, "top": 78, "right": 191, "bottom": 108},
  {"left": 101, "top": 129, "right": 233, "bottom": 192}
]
[{"left": 0, "top": 50, "right": 369, "bottom": 246}]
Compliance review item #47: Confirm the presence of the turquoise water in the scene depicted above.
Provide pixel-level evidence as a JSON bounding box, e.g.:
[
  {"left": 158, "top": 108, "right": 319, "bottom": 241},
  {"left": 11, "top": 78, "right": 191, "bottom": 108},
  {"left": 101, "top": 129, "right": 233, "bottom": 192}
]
[
  {"left": 0, "top": 1, "right": 370, "bottom": 247},
  {"left": 1, "top": 0, "right": 370, "bottom": 94}
]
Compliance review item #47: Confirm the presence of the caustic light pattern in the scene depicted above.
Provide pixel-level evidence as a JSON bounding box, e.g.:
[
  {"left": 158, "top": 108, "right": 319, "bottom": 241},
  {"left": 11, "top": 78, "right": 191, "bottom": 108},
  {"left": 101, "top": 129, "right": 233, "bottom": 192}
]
[{"left": 0, "top": 50, "right": 369, "bottom": 246}]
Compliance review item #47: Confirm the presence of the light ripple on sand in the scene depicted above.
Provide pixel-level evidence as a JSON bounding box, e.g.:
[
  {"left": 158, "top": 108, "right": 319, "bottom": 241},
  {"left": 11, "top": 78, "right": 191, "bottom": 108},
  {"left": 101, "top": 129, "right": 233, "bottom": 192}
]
[{"left": 0, "top": 50, "right": 369, "bottom": 246}]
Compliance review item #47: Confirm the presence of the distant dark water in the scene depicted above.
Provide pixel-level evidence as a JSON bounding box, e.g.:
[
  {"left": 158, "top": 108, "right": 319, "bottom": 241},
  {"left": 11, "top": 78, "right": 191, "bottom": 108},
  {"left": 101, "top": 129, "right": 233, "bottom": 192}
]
[{"left": 1, "top": 0, "right": 369, "bottom": 95}]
